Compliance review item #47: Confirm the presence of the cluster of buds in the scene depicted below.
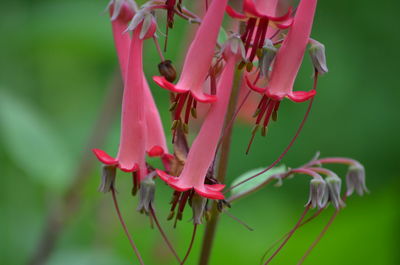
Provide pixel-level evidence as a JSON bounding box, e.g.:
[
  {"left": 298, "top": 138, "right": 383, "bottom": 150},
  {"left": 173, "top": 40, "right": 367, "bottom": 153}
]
[{"left": 90, "top": 0, "right": 365, "bottom": 264}]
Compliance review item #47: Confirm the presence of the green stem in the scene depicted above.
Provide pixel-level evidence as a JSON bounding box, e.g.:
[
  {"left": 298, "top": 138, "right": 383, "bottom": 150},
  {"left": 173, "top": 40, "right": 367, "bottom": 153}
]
[{"left": 198, "top": 69, "right": 242, "bottom": 265}]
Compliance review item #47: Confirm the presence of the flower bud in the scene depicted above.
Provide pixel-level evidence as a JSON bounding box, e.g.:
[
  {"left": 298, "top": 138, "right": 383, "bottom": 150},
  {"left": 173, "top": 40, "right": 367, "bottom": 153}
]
[
  {"left": 98, "top": 165, "right": 116, "bottom": 193},
  {"left": 126, "top": 9, "right": 157, "bottom": 39},
  {"left": 345, "top": 164, "right": 369, "bottom": 196},
  {"left": 306, "top": 178, "right": 328, "bottom": 209},
  {"left": 309, "top": 39, "right": 328, "bottom": 75},
  {"left": 136, "top": 171, "right": 156, "bottom": 214},
  {"left": 191, "top": 194, "right": 207, "bottom": 225},
  {"left": 107, "top": 0, "right": 137, "bottom": 22},
  {"left": 326, "top": 176, "right": 345, "bottom": 209},
  {"left": 259, "top": 39, "right": 277, "bottom": 77},
  {"left": 158, "top": 60, "right": 177, "bottom": 82},
  {"left": 222, "top": 34, "right": 246, "bottom": 60}
]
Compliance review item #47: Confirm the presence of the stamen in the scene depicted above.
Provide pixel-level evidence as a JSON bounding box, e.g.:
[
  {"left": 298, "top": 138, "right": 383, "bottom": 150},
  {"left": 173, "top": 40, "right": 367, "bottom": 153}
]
[
  {"left": 244, "top": 18, "right": 257, "bottom": 52},
  {"left": 174, "top": 191, "right": 191, "bottom": 228},
  {"left": 168, "top": 191, "right": 182, "bottom": 220}
]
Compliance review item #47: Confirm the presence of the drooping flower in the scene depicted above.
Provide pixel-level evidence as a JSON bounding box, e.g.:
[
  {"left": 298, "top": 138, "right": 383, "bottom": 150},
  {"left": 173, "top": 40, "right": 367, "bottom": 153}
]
[
  {"left": 93, "top": 10, "right": 157, "bottom": 182},
  {"left": 153, "top": 0, "right": 229, "bottom": 133},
  {"left": 104, "top": 3, "right": 172, "bottom": 168},
  {"left": 226, "top": 0, "right": 293, "bottom": 62},
  {"left": 245, "top": 0, "right": 318, "bottom": 150},
  {"left": 156, "top": 36, "right": 244, "bottom": 200}
]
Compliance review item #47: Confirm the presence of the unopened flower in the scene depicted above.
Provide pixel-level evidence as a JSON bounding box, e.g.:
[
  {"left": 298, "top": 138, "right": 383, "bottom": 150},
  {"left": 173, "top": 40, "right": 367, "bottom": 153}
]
[
  {"left": 259, "top": 39, "right": 278, "bottom": 77},
  {"left": 191, "top": 194, "right": 207, "bottom": 225},
  {"left": 309, "top": 39, "right": 328, "bottom": 75},
  {"left": 306, "top": 178, "right": 328, "bottom": 209},
  {"left": 93, "top": 10, "right": 157, "bottom": 181},
  {"left": 136, "top": 171, "right": 156, "bottom": 214},
  {"left": 326, "top": 176, "right": 346, "bottom": 209},
  {"left": 346, "top": 164, "right": 369, "bottom": 196},
  {"left": 98, "top": 165, "right": 117, "bottom": 193},
  {"left": 156, "top": 37, "right": 243, "bottom": 200}
]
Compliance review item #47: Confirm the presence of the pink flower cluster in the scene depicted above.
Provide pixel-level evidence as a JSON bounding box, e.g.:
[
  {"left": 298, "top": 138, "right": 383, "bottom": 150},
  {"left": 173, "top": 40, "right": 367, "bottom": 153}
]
[
  {"left": 93, "top": 0, "right": 327, "bottom": 201},
  {"left": 90, "top": 1, "right": 366, "bottom": 264}
]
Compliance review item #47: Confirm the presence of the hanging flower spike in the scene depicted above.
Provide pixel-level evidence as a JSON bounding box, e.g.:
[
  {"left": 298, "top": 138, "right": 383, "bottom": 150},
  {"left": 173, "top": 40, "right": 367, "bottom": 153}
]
[
  {"left": 227, "top": 0, "right": 293, "bottom": 63},
  {"left": 93, "top": 10, "right": 157, "bottom": 181},
  {"left": 106, "top": 3, "right": 172, "bottom": 169},
  {"left": 157, "top": 36, "right": 244, "bottom": 200},
  {"left": 245, "top": 0, "right": 317, "bottom": 153},
  {"left": 153, "top": 0, "right": 229, "bottom": 135}
]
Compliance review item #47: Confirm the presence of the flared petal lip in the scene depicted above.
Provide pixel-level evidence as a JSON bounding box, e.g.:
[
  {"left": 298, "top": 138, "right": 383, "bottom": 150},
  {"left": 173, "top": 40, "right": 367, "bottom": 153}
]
[
  {"left": 147, "top": 145, "right": 165, "bottom": 157},
  {"left": 226, "top": 5, "right": 247, "bottom": 20},
  {"left": 153, "top": 76, "right": 217, "bottom": 103},
  {"left": 92, "top": 148, "right": 139, "bottom": 172},
  {"left": 245, "top": 75, "right": 266, "bottom": 93},
  {"left": 243, "top": 0, "right": 293, "bottom": 22},
  {"left": 156, "top": 170, "right": 225, "bottom": 200},
  {"left": 287, "top": 89, "right": 317, "bottom": 102}
]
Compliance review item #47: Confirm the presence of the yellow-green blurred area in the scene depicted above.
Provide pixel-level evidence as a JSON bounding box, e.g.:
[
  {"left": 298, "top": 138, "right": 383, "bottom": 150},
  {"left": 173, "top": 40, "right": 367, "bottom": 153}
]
[{"left": 1, "top": 0, "right": 399, "bottom": 264}]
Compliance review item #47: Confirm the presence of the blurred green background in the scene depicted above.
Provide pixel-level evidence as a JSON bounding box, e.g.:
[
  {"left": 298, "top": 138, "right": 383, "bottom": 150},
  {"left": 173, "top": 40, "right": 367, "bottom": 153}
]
[{"left": 1, "top": 0, "right": 399, "bottom": 264}]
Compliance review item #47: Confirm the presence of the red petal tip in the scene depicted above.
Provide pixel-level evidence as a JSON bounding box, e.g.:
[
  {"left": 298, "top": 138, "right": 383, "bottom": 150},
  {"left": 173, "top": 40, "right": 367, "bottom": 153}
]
[{"left": 92, "top": 149, "right": 118, "bottom": 165}]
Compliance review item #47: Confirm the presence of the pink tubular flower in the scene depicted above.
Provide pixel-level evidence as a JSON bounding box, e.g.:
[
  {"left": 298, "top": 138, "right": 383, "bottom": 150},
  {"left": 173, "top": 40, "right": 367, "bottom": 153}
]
[
  {"left": 157, "top": 37, "right": 243, "bottom": 200},
  {"left": 152, "top": 0, "right": 229, "bottom": 133},
  {"left": 93, "top": 10, "right": 157, "bottom": 181},
  {"left": 104, "top": 2, "right": 172, "bottom": 166},
  {"left": 227, "top": 0, "right": 293, "bottom": 62},
  {"left": 245, "top": 0, "right": 317, "bottom": 152}
]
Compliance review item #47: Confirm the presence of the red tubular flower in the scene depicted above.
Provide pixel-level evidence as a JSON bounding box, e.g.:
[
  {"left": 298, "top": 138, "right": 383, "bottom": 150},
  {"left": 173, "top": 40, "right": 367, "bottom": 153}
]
[
  {"left": 93, "top": 10, "right": 157, "bottom": 181},
  {"left": 156, "top": 37, "right": 243, "bottom": 200},
  {"left": 153, "top": 0, "right": 229, "bottom": 132},
  {"left": 103, "top": 3, "right": 172, "bottom": 168},
  {"left": 227, "top": 0, "right": 293, "bottom": 62},
  {"left": 245, "top": 0, "right": 318, "bottom": 152}
]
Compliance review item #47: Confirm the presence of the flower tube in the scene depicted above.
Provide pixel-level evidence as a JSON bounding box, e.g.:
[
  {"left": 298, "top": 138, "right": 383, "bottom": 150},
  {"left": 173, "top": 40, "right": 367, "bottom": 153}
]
[{"left": 157, "top": 37, "right": 243, "bottom": 200}]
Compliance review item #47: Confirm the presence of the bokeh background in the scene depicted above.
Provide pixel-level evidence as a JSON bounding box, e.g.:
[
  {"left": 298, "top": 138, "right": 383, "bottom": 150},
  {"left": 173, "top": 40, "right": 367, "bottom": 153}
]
[{"left": 1, "top": 0, "right": 399, "bottom": 264}]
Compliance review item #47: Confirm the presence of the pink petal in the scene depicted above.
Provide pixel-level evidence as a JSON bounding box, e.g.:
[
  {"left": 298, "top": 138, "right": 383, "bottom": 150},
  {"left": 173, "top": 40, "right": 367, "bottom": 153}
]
[
  {"left": 153, "top": 76, "right": 188, "bottom": 93},
  {"left": 93, "top": 149, "right": 118, "bottom": 165},
  {"left": 287, "top": 89, "right": 316, "bottom": 102},
  {"left": 226, "top": 5, "right": 247, "bottom": 19},
  {"left": 245, "top": 75, "right": 266, "bottom": 93}
]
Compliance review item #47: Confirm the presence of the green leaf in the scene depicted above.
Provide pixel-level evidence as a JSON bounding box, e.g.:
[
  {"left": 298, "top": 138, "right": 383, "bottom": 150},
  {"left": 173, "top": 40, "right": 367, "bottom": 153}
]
[
  {"left": 230, "top": 165, "right": 288, "bottom": 198},
  {"left": 0, "top": 90, "right": 73, "bottom": 192}
]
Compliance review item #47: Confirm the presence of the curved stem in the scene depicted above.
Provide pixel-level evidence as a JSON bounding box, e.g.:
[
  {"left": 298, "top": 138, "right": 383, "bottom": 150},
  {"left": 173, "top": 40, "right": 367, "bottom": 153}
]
[
  {"left": 111, "top": 188, "right": 145, "bottom": 265},
  {"left": 263, "top": 206, "right": 311, "bottom": 265},
  {"left": 260, "top": 208, "right": 324, "bottom": 264},
  {"left": 181, "top": 224, "right": 198, "bottom": 265},
  {"left": 149, "top": 205, "right": 182, "bottom": 263},
  {"left": 226, "top": 97, "right": 315, "bottom": 194}
]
